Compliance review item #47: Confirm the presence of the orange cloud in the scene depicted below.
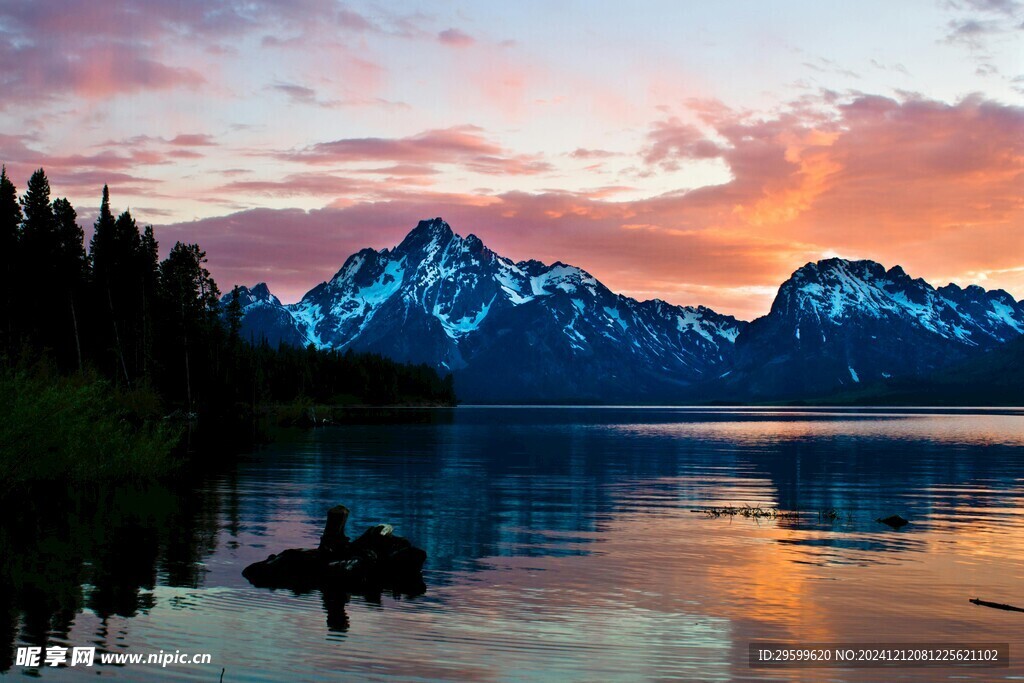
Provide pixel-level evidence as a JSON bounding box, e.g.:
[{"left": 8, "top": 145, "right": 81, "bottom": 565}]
[{"left": 2, "top": 87, "right": 1012, "bottom": 322}]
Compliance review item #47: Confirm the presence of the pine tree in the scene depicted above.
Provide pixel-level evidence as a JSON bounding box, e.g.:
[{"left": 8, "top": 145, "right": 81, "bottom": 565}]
[
  {"left": 18, "top": 169, "right": 57, "bottom": 356},
  {"left": 160, "top": 242, "right": 221, "bottom": 409},
  {"left": 138, "top": 225, "right": 160, "bottom": 376},
  {"left": 19, "top": 169, "right": 55, "bottom": 274},
  {"left": 89, "top": 185, "right": 116, "bottom": 275},
  {"left": 0, "top": 166, "right": 21, "bottom": 358},
  {"left": 89, "top": 186, "right": 132, "bottom": 383},
  {"left": 226, "top": 286, "right": 243, "bottom": 345},
  {"left": 20, "top": 169, "right": 52, "bottom": 236},
  {"left": 112, "top": 210, "right": 143, "bottom": 374},
  {"left": 52, "top": 197, "right": 87, "bottom": 370}
]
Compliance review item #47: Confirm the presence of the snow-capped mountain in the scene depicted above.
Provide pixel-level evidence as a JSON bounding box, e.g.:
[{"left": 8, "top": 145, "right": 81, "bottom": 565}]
[
  {"left": 720, "top": 258, "right": 1024, "bottom": 400},
  {"left": 228, "top": 222, "right": 1024, "bottom": 403},
  {"left": 228, "top": 218, "right": 744, "bottom": 402},
  {"left": 228, "top": 283, "right": 311, "bottom": 348}
]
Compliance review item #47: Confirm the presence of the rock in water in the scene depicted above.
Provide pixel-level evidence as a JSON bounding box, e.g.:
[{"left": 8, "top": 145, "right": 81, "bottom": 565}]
[
  {"left": 876, "top": 514, "right": 909, "bottom": 529},
  {"left": 242, "top": 506, "right": 426, "bottom": 595}
]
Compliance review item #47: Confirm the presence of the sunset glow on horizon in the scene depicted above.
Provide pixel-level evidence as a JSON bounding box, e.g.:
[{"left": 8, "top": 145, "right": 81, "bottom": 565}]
[{"left": 1, "top": 0, "right": 1021, "bottom": 319}]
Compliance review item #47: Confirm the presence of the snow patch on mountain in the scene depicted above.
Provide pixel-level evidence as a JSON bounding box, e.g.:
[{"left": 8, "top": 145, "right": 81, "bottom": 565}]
[
  {"left": 227, "top": 218, "right": 748, "bottom": 400},
  {"left": 783, "top": 259, "right": 1024, "bottom": 347}
]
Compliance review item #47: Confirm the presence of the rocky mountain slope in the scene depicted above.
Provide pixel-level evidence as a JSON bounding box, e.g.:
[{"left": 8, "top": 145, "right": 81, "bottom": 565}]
[
  {"left": 228, "top": 218, "right": 745, "bottom": 402},
  {"left": 228, "top": 219, "right": 1024, "bottom": 403},
  {"left": 717, "top": 258, "right": 1024, "bottom": 400}
]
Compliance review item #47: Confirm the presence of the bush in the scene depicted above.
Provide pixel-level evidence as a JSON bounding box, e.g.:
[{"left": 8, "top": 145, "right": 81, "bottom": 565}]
[{"left": 0, "top": 370, "right": 180, "bottom": 492}]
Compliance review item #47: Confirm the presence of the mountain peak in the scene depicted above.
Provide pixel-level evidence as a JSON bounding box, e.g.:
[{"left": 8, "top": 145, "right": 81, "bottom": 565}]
[
  {"left": 228, "top": 216, "right": 747, "bottom": 401},
  {"left": 798, "top": 257, "right": 887, "bottom": 279},
  {"left": 766, "top": 255, "right": 1024, "bottom": 348},
  {"left": 251, "top": 282, "right": 273, "bottom": 299},
  {"left": 222, "top": 282, "right": 282, "bottom": 308},
  {"left": 226, "top": 218, "right": 1024, "bottom": 403},
  {"left": 397, "top": 217, "right": 455, "bottom": 254}
]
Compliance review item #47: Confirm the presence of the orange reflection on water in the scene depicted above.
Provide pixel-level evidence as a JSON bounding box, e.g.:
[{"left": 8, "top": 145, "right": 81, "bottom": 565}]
[
  {"left": 400, "top": 471, "right": 1024, "bottom": 681},
  {"left": 610, "top": 413, "right": 1024, "bottom": 447}
]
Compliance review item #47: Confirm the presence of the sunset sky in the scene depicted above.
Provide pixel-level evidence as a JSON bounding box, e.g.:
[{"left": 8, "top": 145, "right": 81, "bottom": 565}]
[{"left": 1, "top": 0, "right": 1021, "bottom": 319}]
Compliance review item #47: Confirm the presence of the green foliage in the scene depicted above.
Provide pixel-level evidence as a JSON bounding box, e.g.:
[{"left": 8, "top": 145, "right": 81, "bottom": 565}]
[{"left": 0, "top": 370, "right": 180, "bottom": 493}]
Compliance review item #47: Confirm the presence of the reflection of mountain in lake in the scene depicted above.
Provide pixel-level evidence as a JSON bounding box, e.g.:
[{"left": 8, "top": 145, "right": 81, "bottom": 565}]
[{"left": 3, "top": 408, "right": 1024, "bottom": 675}]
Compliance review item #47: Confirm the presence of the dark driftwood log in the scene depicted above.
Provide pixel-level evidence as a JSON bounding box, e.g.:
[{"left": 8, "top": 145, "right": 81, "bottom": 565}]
[
  {"left": 876, "top": 514, "right": 909, "bottom": 528},
  {"left": 319, "top": 505, "right": 350, "bottom": 556},
  {"left": 242, "top": 506, "right": 426, "bottom": 595},
  {"left": 970, "top": 598, "right": 1024, "bottom": 613}
]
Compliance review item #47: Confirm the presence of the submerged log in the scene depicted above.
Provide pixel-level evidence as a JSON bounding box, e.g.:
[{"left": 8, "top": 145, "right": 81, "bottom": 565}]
[
  {"left": 876, "top": 514, "right": 909, "bottom": 529},
  {"left": 970, "top": 598, "right": 1024, "bottom": 613},
  {"left": 243, "top": 506, "right": 426, "bottom": 596}
]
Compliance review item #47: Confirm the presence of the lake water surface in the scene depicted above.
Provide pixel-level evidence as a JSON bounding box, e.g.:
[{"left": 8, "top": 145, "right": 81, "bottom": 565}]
[{"left": 4, "top": 407, "right": 1024, "bottom": 681}]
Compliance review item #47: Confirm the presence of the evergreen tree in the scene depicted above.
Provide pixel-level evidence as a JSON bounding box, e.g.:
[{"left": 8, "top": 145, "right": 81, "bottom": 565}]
[
  {"left": 138, "top": 225, "right": 160, "bottom": 375},
  {"left": 226, "top": 286, "right": 243, "bottom": 345},
  {"left": 6, "top": 175, "right": 457, "bottom": 447},
  {"left": 18, "top": 169, "right": 57, "bottom": 358},
  {"left": 0, "top": 167, "right": 21, "bottom": 358},
  {"left": 19, "top": 169, "right": 53, "bottom": 241},
  {"left": 88, "top": 189, "right": 143, "bottom": 383},
  {"left": 19, "top": 169, "right": 55, "bottom": 277},
  {"left": 52, "top": 197, "right": 87, "bottom": 370},
  {"left": 0, "top": 166, "right": 19, "bottom": 247},
  {"left": 160, "top": 242, "right": 220, "bottom": 409},
  {"left": 52, "top": 198, "right": 83, "bottom": 258},
  {"left": 113, "top": 210, "right": 144, "bottom": 375}
]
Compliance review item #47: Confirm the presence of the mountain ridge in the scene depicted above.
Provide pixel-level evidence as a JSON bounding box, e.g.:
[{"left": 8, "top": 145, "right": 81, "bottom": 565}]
[
  {"left": 227, "top": 218, "right": 1024, "bottom": 403},
  {"left": 717, "top": 257, "right": 1024, "bottom": 400}
]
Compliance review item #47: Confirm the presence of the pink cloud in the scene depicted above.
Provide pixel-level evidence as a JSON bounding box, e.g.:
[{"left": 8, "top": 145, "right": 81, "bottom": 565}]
[
  {"left": 569, "top": 148, "right": 618, "bottom": 159},
  {"left": 438, "top": 28, "right": 476, "bottom": 47},
  {"left": 0, "top": 0, "right": 395, "bottom": 104},
  {"left": 0, "top": 43, "right": 204, "bottom": 102},
  {"left": 0, "top": 133, "right": 210, "bottom": 179},
  {"left": 168, "top": 134, "right": 216, "bottom": 146},
  {"left": 147, "top": 93, "right": 1024, "bottom": 320},
  {"left": 215, "top": 173, "right": 376, "bottom": 198},
  {"left": 280, "top": 126, "right": 552, "bottom": 176},
  {"left": 643, "top": 119, "right": 723, "bottom": 166}
]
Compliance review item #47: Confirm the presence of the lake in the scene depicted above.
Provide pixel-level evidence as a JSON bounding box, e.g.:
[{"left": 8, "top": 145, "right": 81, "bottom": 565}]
[{"left": 3, "top": 407, "right": 1024, "bottom": 681}]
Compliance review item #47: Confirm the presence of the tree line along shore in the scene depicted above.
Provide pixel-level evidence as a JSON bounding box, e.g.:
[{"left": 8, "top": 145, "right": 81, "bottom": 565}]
[{"left": 0, "top": 168, "right": 456, "bottom": 492}]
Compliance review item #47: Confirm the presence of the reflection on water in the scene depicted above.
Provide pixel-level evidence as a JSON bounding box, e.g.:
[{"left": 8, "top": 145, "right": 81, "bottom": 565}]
[{"left": 3, "top": 407, "right": 1024, "bottom": 681}]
